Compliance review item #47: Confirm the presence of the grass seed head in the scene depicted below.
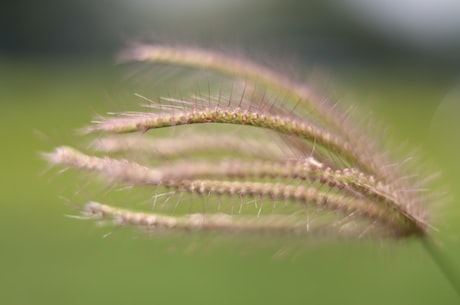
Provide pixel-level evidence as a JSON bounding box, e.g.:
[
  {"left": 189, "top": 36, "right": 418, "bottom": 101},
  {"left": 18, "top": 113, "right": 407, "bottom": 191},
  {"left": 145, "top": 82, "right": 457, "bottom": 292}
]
[{"left": 45, "top": 44, "right": 434, "bottom": 241}]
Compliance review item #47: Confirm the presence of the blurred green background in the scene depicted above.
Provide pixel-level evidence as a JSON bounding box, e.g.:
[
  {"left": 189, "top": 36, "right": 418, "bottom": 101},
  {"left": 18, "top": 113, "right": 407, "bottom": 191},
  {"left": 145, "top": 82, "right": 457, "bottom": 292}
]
[{"left": 1, "top": 1, "right": 460, "bottom": 304}]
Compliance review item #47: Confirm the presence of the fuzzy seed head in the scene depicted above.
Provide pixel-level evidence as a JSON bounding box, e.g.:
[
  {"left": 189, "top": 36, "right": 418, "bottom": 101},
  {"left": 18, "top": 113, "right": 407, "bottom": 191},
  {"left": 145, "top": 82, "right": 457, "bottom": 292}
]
[{"left": 44, "top": 45, "right": 434, "bottom": 241}]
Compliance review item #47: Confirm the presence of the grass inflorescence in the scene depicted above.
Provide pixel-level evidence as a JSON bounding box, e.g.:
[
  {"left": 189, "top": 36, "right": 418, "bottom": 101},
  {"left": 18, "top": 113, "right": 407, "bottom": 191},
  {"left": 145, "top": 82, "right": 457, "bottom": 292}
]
[
  {"left": 44, "top": 44, "right": 434, "bottom": 240},
  {"left": 43, "top": 44, "right": 460, "bottom": 296}
]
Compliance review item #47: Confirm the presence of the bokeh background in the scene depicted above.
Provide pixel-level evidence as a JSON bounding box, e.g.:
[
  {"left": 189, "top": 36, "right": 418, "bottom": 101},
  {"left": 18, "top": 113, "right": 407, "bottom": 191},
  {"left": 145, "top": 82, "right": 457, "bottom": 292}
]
[{"left": 1, "top": 0, "right": 460, "bottom": 304}]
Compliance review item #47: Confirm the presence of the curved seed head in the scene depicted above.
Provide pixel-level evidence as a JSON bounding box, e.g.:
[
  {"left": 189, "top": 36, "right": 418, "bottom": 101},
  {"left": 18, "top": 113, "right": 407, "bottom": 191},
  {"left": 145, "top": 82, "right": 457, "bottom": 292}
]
[{"left": 44, "top": 45, "right": 434, "bottom": 241}]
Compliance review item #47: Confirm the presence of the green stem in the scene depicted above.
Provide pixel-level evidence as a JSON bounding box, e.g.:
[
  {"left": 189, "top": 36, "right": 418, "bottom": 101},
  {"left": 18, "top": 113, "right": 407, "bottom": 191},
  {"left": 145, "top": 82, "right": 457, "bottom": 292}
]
[{"left": 422, "top": 237, "right": 460, "bottom": 297}]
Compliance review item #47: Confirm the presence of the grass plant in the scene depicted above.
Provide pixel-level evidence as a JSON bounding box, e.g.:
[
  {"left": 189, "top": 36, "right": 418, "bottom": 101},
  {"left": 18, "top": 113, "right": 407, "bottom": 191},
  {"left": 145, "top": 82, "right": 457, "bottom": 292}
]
[{"left": 43, "top": 44, "right": 459, "bottom": 295}]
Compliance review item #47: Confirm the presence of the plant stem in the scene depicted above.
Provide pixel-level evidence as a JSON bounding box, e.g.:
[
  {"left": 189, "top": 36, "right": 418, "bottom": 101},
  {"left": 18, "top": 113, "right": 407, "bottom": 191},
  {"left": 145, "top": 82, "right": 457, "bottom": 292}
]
[{"left": 422, "top": 237, "right": 460, "bottom": 297}]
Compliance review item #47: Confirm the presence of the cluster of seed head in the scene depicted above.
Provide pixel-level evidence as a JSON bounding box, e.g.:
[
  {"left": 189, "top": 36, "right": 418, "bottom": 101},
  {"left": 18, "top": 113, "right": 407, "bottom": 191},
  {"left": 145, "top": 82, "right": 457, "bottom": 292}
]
[{"left": 44, "top": 44, "right": 431, "bottom": 240}]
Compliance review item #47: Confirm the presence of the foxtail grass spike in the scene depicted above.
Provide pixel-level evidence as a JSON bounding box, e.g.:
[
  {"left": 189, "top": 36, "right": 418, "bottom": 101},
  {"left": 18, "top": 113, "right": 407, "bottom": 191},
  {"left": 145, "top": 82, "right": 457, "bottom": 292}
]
[
  {"left": 44, "top": 44, "right": 460, "bottom": 296},
  {"left": 43, "top": 45, "right": 433, "bottom": 239}
]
